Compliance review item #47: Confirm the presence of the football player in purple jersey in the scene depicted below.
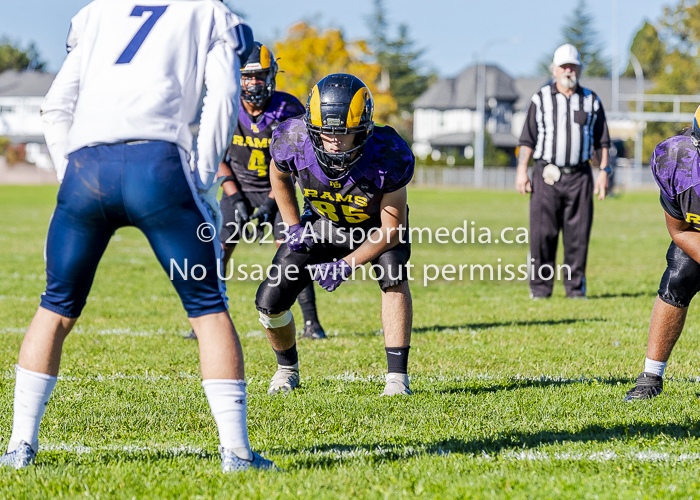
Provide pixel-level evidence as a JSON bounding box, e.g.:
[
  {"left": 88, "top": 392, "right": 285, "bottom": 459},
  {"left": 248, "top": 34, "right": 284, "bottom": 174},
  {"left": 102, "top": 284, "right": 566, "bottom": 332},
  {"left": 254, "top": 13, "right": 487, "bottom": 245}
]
[
  {"left": 625, "top": 106, "right": 700, "bottom": 401},
  {"left": 256, "top": 74, "right": 415, "bottom": 397},
  {"left": 186, "top": 42, "right": 326, "bottom": 341}
]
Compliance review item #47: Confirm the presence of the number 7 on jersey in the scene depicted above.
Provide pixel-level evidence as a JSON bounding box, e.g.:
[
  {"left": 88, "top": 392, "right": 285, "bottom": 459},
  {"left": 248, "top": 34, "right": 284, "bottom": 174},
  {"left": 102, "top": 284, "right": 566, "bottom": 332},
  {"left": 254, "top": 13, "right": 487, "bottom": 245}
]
[{"left": 116, "top": 5, "right": 168, "bottom": 64}]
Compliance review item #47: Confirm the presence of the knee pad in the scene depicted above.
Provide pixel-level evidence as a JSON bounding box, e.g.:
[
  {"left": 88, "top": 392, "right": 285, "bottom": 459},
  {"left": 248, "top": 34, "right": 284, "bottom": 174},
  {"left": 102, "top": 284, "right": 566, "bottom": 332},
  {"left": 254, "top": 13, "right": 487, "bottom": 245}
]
[
  {"left": 373, "top": 241, "right": 411, "bottom": 291},
  {"left": 658, "top": 242, "right": 700, "bottom": 308},
  {"left": 258, "top": 310, "right": 293, "bottom": 329}
]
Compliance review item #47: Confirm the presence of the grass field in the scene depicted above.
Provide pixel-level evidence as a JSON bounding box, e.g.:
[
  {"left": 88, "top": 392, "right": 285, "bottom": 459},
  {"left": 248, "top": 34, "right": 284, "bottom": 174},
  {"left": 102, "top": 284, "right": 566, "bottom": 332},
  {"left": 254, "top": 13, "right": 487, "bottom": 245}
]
[{"left": 2, "top": 184, "right": 700, "bottom": 499}]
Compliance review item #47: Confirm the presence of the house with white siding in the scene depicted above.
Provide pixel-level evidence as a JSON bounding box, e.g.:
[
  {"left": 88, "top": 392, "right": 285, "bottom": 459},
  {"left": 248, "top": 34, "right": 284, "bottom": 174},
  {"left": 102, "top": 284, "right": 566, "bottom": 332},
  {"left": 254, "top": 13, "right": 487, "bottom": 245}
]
[
  {"left": 0, "top": 70, "right": 55, "bottom": 168},
  {"left": 413, "top": 64, "right": 649, "bottom": 164}
]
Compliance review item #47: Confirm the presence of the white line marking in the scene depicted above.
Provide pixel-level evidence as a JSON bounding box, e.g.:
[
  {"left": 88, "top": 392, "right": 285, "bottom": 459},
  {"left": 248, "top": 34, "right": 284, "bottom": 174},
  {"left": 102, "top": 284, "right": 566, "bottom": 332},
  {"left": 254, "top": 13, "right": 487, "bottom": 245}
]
[
  {"left": 37, "top": 443, "right": 700, "bottom": 463},
  {"left": 41, "top": 443, "right": 207, "bottom": 457}
]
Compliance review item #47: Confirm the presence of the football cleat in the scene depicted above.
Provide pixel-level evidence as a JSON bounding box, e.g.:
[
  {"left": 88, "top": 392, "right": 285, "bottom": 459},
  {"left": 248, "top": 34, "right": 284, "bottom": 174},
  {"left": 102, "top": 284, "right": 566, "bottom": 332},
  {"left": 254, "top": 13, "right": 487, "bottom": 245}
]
[
  {"left": 381, "top": 373, "right": 412, "bottom": 396},
  {"left": 301, "top": 320, "right": 326, "bottom": 340},
  {"left": 267, "top": 365, "right": 300, "bottom": 395},
  {"left": 624, "top": 372, "right": 663, "bottom": 401},
  {"left": 220, "top": 448, "right": 278, "bottom": 472},
  {"left": 184, "top": 329, "right": 197, "bottom": 340},
  {"left": 0, "top": 441, "right": 36, "bottom": 469}
]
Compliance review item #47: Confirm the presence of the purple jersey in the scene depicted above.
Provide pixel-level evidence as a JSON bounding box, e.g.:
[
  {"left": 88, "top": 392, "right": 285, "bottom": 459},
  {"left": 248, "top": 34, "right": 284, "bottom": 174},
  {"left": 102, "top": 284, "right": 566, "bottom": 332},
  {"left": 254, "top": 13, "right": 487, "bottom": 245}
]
[
  {"left": 651, "top": 129, "right": 700, "bottom": 227},
  {"left": 225, "top": 91, "right": 304, "bottom": 192},
  {"left": 270, "top": 118, "right": 414, "bottom": 229}
]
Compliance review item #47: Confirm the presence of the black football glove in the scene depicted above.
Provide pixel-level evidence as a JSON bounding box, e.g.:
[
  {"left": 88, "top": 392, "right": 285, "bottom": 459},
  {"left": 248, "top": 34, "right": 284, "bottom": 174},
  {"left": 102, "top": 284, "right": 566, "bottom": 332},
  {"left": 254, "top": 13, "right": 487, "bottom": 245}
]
[
  {"left": 253, "top": 197, "right": 278, "bottom": 224},
  {"left": 252, "top": 197, "right": 278, "bottom": 241},
  {"left": 222, "top": 192, "right": 249, "bottom": 241}
]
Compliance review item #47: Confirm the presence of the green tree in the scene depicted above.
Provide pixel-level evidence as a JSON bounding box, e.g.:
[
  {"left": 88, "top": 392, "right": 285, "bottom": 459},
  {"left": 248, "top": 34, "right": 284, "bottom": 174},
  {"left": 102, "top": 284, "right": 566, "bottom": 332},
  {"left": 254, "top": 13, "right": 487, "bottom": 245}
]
[
  {"left": 623, "top": 22, "right": 665, "bottom": 79},
  {"left": 368, "top": 0, "right": 434, "bottom": 115},
  {"left": 538, "top": 0, "right": 610, "bottom": 77},
  {"left": 634, "top": 1, "right": 700, "bottom": 159},
  {"left": 658, "top": 0, "right": 700, "bottom": 54},
  {"left": 273, "top": 22, "right": 397, "bottom": 125},
  {"left": 0, "top": 38, "right": 45, "bottom": 73}
]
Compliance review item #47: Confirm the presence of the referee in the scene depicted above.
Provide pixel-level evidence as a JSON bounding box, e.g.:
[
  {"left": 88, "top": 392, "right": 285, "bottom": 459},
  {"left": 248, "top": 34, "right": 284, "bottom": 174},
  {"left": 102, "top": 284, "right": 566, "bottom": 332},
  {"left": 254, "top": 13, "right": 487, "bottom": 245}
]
[{"left": 515, "top": 44, "right": 611, "bottom": 299}]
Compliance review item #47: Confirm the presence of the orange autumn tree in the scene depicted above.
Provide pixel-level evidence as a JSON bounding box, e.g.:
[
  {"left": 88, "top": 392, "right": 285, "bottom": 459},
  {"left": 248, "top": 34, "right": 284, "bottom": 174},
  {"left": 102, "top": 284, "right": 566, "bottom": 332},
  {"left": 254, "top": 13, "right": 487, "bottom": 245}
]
[{"left": 273, "top": 22, "right": 397, "bottom": 125}]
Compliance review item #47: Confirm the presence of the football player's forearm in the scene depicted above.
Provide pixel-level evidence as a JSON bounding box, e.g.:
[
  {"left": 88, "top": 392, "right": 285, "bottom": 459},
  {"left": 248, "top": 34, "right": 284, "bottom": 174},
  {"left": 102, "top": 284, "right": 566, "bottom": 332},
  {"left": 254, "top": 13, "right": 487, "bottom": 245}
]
[
  {"left": 217, "top": 162, "right": 239, "bottom": 196},
  {"left": 345, "top": 188, "right": 407, "bottom": 265},
  {"left": 345, "top": 227, "right": 401, "bottom": 267},
  {"left": 270, "top": 172, "right": 299, "bottom": 225}
]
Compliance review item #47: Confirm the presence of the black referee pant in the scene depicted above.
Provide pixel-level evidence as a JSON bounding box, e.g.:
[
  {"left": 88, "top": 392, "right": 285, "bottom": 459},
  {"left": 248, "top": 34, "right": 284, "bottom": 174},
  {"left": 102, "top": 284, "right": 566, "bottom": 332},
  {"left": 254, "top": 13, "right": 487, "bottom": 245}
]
[{"left": 529, "top": 161, "right": 593, "bottom": 298}]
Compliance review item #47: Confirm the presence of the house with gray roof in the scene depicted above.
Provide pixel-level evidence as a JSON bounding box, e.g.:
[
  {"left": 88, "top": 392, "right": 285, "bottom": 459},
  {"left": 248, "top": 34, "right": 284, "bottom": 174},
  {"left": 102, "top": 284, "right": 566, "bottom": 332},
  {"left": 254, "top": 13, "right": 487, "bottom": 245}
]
[
  {"left": 0, "top": 70, "right": 55, "bottom": 143},
  {"left": 413, "top": 64, "right": 650, "bottom": 164}
]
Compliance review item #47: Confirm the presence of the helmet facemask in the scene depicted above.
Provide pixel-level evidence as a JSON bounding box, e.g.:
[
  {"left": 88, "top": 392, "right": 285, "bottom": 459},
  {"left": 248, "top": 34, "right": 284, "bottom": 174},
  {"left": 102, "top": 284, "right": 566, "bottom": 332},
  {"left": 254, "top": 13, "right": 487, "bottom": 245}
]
[
  {"left": 306, "top": 121, "right": 374, "bottom": 178},
  {"left": 303, "top": 74, "right": 375, "bottom": 179},
  {"left": 240, "top": 42, "right": 277, "bottom": 106},
  {"left": 693, "top": 122, "right": 700, "bottom": 154},
  {"left": 240, "top": 68, "right": 276, "bottom": 106}
]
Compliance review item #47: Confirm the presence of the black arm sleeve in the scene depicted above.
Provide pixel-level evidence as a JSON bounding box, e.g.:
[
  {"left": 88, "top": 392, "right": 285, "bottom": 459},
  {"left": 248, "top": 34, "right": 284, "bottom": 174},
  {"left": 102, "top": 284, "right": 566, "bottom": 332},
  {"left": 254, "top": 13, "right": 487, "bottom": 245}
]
[
  {"left": 660, "top": 193, "right": 684, "bottom": 220},
  {"left": 592, "top": 100, "right": 611, "bottom": 149},
  {"left": 273, "top": 159, "right": 293, "bottom": 174},
  {"left": 518, "top": 101, "right": 539, "bottom": 149}
]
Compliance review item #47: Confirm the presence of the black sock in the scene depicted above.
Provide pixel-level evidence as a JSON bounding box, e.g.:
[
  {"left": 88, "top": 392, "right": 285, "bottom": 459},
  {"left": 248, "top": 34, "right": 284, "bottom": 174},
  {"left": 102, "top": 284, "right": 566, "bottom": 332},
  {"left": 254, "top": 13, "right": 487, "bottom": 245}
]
[
  {"left": 273, "top": 344, "right": 298, "bottom": 366},
  {"left": 297, "top": 284, "right": 319, "bottom": 325},
  {"left": 385, "top": 346, "right": 410, "bottom": 374}
]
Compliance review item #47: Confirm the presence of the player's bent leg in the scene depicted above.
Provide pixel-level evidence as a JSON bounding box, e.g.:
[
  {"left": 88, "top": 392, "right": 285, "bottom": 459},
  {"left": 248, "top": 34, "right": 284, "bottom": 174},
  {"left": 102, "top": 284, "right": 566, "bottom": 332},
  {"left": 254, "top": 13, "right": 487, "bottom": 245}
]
[
  {"left": 624, "top": 298, "right": 686, "bottom": 402},
  {"left": 625, "top": 242, "right": 700, "bottom": 401},
  {"left": 298, "top": 284, "right": 325, "bottom": 340},
  {"left": 373, "top": 243, "right": 413, "bottom": 396},
  {"left": 1, "top": 308, "right": 76, "bottom": 468},
  {"left": 185, "top": 243, "right": 237, "bottom": 341},
  {"left": 259, "top": 311, "right": 300, "bottom": 395},
  {"left": 189, "top": 312, "right": 277, "bottom": 471},
  {"left": 122, "top": 145, "right": 274, "bottom": 470},
  {"left": 256, "top": 244, "right": 316, "bottom": 395},
  {"left": 189, "top": 312, "right": 244, "bottom": 379},
  {"left": 190, "top": 311, "right": 276, "bottom": 471},
  {"left": 19, "top": 307, "right": 77, "bottom": 376},
  {"left": 272, "top": 215, "right": 325, "bottom": 340},
  {"left": 380, "top": 282, "right": 413, "bottom": 396},
  {"left": 3, "top": 153, "right": 116, "bottom": 467}
]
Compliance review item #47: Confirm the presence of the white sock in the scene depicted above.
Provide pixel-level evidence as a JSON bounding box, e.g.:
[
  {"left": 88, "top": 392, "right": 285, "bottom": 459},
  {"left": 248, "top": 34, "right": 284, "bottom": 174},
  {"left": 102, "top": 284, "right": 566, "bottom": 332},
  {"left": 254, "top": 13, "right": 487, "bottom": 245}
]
[
  {"left": 644, "top": 357, "right": 667, "bottom": 377},
  {"left": 8, "top": 366, "right": 58, "bottom": 453},
  {"left": 202, "top": 379, "right": 252, "bottom": 461}
]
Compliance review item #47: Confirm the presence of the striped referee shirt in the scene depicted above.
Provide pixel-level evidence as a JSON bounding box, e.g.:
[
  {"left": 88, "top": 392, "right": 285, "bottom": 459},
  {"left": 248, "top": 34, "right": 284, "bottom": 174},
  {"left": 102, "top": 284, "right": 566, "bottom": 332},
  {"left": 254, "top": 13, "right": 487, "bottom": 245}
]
[{"left": 518, "top": 83, "right": 610, "bottom": 167}]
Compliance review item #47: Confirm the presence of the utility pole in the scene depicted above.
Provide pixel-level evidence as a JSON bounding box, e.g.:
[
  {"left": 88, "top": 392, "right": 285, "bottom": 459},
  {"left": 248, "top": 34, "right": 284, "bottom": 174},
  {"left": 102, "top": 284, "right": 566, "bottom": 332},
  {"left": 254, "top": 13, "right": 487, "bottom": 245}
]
[
  {"left": 612, "top": 0, "right": 619, "bottom": 113},
  {"left": 629, "top": 53, "right": 645, "bottom": 168}
]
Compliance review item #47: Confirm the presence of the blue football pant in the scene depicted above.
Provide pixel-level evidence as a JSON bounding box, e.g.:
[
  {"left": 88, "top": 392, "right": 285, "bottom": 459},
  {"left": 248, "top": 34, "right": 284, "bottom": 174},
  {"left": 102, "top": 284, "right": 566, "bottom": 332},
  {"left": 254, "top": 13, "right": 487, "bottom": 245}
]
[{"left": 41, "top": 141, "right": 227, "bottom": 318}]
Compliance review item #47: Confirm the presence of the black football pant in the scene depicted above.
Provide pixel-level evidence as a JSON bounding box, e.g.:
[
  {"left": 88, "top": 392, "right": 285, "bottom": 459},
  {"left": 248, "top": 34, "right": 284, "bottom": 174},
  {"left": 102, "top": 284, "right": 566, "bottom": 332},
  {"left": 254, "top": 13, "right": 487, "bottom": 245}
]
[{"left": 529, "top": 161, "right": 593, "bottom": 298}]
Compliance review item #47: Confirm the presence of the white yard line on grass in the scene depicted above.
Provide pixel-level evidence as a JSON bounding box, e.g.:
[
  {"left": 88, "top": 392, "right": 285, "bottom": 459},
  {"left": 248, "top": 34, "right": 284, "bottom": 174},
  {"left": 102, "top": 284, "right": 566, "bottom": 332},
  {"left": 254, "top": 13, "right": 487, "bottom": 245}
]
[
  {"left": 41, "top": 443, "right": 207, "bottom": 457},
  {"left": 38, "top": 443, "right": 700, "bottom": 463}
]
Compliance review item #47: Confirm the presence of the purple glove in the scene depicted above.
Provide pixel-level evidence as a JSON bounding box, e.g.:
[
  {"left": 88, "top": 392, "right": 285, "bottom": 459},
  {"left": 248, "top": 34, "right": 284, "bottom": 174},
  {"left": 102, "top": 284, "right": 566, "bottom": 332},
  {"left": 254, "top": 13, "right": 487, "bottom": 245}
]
[
  {"left": 286, "top": 223, "right": 317, "bottom": 253},
  {"left": 311, "top": 259, "right": 353, "bottom": 292}
]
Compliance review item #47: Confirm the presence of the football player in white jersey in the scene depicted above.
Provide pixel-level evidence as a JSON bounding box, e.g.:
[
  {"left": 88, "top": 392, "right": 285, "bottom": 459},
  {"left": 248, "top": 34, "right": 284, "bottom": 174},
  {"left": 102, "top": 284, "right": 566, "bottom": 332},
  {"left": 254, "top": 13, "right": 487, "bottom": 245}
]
[{"left": 0, "top": 0, "right": 276, "bottom": 472}]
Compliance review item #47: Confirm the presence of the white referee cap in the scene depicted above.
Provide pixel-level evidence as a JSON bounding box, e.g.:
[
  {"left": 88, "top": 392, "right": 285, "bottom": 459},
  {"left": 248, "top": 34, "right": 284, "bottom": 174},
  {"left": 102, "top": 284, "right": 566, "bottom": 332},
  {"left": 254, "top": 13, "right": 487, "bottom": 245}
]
[{"left": 552, "top": 44, "right": 581, "bottom": 67}]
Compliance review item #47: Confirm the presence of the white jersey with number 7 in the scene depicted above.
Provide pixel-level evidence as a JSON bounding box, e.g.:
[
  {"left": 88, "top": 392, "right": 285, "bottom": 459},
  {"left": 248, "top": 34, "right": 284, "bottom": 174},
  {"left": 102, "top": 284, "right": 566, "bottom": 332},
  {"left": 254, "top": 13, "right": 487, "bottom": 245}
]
[{"left": 41, "top": 0, "right": 252, "bottom": 189}]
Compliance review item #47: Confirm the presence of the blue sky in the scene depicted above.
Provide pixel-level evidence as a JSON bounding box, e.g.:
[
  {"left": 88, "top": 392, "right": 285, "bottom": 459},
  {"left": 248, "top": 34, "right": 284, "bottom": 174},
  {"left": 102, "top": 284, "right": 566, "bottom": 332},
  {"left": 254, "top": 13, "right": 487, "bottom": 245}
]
[{"left": 1, "top": 0, "right": 671, "bottom": 78}]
